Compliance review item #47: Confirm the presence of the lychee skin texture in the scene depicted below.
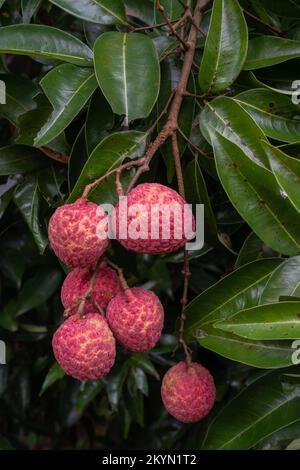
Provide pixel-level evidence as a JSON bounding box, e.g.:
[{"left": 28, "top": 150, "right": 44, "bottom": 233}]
[
  {"left": 115, "top": 183, "right": 195, "bottom": 254},
  {"left": 106, "top": 287, "right": 164, "bottom": 352},
  {"left": 161, "top": 361, "right": 216, "bottom": 423},
  {"left": 61, "top": 265, "right": 122, "bottom": 315},
  {"left": 52, "top": 313, "right": 116, "bottom": 381},
  {"left": 48, "top": 198, "right": 109, "bottom": 268}
]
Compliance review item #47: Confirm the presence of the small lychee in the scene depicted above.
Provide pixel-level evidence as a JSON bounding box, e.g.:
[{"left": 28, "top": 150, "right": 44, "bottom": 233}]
[
  {"left": 114, "top": 183, "right": 195, "bottom": 254},
  {"left": 48, "top": 198, "right": 109, "bottom": 268},
  {"left": 106, "top": 287, "right": 164, "bottom": 352},
  {"left": 61, "top": 264, "right": 121, "bottom": 315},
  {"left": 161, "top": 361, "right": 216, "bottom": 423},
  {"left": 52, "top": 313, "right": 116, "bottom": 381}
]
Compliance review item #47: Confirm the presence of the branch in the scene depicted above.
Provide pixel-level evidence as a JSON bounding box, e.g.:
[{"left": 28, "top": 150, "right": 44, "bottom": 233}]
[{"left": 156, "top": 0, "right": 189, "bottom": 50}]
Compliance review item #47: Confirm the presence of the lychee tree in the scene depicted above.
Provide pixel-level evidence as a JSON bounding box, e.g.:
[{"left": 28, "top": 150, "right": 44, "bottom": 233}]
[{"left": 0, "top": 0, "right": 300, "bottom": 451}]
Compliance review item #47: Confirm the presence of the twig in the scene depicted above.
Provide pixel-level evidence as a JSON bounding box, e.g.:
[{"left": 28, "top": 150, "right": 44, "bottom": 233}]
[
  {"left": 157, "top": 0, "right": 189, "bottom": 50},
  {"left": 133, "top": 20, "right": 178, "bottom": 32},
  {"left": 105, "top": 259, "right": 135, "bottom": 301},
  {"left": 243, "top": 9, "right": 283, "bottom": 36},
  {"left": 177, "top": 126, "right": 208, "bottom": 157},
  {"left": 115, "top": 170, "right": 124, "bottom": 197},
  {"left": 39, "top": 146, "right": 69, "bottom": 165},
  {"left": 65, "top": 263, "right": 102, "bottom": 317}
]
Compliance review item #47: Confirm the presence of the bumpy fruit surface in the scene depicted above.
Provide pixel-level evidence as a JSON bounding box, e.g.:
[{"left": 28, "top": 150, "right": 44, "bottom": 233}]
[
  {"left": 48, "top": 198, "right": 108, "bottom": 268},
  {"left": 61, "top": 265, "right": 121, "bottom": 315},
  {"left": 161, "top": 361, "right": 216, "bottom": 423},
  {"left": 52, "top": 313, "right": 115, "bottom": 381},
  {"left": 106, "top": 287, "right": 164, "bottom": 352},
  {"left": 115, "top": 183, "right": 195, "bottom": 254}
]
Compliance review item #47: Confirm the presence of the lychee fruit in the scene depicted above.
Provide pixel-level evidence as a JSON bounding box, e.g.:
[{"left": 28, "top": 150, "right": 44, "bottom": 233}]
[
  {"left": 114, "top": 183, "right": 195, "bottom": 254},
  {"left": 48, "top": 198, "right": 109, "bottom": 268},
  {"left": 106, "top": 287, "right": 164, "bottom": 352},
  {"left": 161, "top": 361, "right": 216, "bottom": 423},
  {"left": 61, "top": 265, "right": 121, "bottom": 315},
  {"left": 52, "top": 313, "right": 116, "bottom": 381}
]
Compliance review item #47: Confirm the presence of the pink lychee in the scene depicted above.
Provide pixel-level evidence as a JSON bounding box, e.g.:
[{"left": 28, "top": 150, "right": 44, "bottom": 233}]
[
  {"left": 114, "top": 183, "right": 195, "bottom": 254},
  {"left": 106, "top": 287, "right": 164, "bottom": 352},
  {"left": 48, "top": 198, "right": 109, "bottom": 268},
  {"left": 61, "top": 265, "right": 121, "bottom": 315},
  {"left": 52, "top": 313, "right": 115, "bottom": 381},
  {"left": 161, "top": 361, "right": 216, "bottom": 423}
]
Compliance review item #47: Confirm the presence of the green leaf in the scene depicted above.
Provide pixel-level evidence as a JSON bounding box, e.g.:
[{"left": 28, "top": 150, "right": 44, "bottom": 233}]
[
  {"left": 133, "top": 368, "right": 148, "bottom": 396},
  {"left": 76, "top": 381, "right": 104, "bottom": 413},
  {"left": 263, "top": 141, "right": 300, "bottom": 213},
  {"left": 68, "top": 131, "right": 147, "bottom": 203},
  {"left": 211, "top": 132, "right": 300, "bottom": 256},
  {"left": 244, "top": 36, "right": 300, "bottom": 70},
  {"left": 196, "top": 325, "right": 295, "bottom": 368},
  {"left": 199, "top": 0, "right": 248, "bottom": 94},
  {"left": 158, "top": 57, "right": 195, "bottom": 181},
  {"left": 184, "top": 258, "right": 282, "bottom": 339},
  {"left": 235, "top": 89, "right": 300, "bottom": 143},
  {"left": 0, "top": 146, "right": 48, "bottom": 175},
  {"left": 200, "top": 97, "right": 269, "bottom": 167},
  {"left": 235, "top": 231, "right": 278, "bottom": 268},
  {"left": 129, "top": 353, "right": 159, "bottom": 380},
  {"left": 258, "top": 0, "right": 300, "bottom": 18},
  {"left": 39, "top": 363, "right": 65, "bottom": 396},
  {"left": 13, "top": 176, "right": 48, "bottom": 254},
  {"left": 0, "top": 25, "right": 93, "bottom": 66},
  {"left": 16, "top": 95, "right": 52, "bottom": 146},
  {"left": 155, "top": 0, "right": 184, "bottom": 22},
  {"left": 21, "top": 0, "right": 41, "bottom": 23},
  {"left": 68, "top": 126, "right": 88, "bottom": 192},
  {"left": 85, "top": 89, "right": 114, "bottom": 154},
  {"left": 216, "top": 301, "right": 300, "bottom": 340},
  {"left": 34, "top": 64, "right": 97, "bottom": 146},
  {"left": 94, "top": 32, "right": 160, "bottom": 124},
  {"left": 0, "top": 74, "right": 38, "bottom": 124},
  {"left": 202, "top": 371, "right": 300, "bottom": 449},
  {"left": 49, "top": 0, "right": 128, "bottom": 25},
  {"left": 260, "top": 256, "right": 300, "bottom": 304},
  {"left": 125, "top": 0, "right": 155, "bottom": 25}
]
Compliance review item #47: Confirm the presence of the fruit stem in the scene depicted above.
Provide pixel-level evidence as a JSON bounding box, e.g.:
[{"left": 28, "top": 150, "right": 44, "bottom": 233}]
[{"left": 105, "top": 259, "right": 134, "bottom": 300}]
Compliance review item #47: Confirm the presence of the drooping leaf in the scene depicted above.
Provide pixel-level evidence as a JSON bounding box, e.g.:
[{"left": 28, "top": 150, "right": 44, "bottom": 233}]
[
  {"left": 184, "top": 258, "right": 282, "bottom": 339},
  {"left": 0, "top": 25, "right": 93, "bottom": 66},
  {"left": 235, "top": 89, "right": 300, "bottom": 143},
  {"left": 260, "top": 256, "right": 300, "bottom": 304},
  {"left": 263, "top": 141, "right": 300, "bottom": 213},
  {"left": 211, "top": 132, "right": 300, "bottom": 256},
  {"left": 216, "top": 301, "right": 300, "bottom": 340},
  {"left": 196, "top": 325, "right": 295, "bottom": 368},
  {"left": 199, "top": 0, "right": 248, "bottom": 94},
  {"left": 244, "top": 36, "right": 300, "bottom": 70},
  {"left": 202, "top": 371, "right": 300, "bottom": 449},
  {"left": 39, "top": 363, "right": 65, "bottom": 396},
  {"left": 68, "top": 131, "right": 147, "bottom": 203},
  {"left": 49, "top": 0, "right": 128, "bottom": 25},
  {"left": 13, "top": 175, "right": 48, "bottom": 253},
  {"left": 94, "top": 32, "right": 160, "bottom": 124},
  {"left": 34, "top": 64, "right": 97, "bottom": 146},
  {"left": 200, "top": 97, "right": 269, "bottom": 167},
  {"left": 0, "top": 146, "right": 48, "bottom": 175}
]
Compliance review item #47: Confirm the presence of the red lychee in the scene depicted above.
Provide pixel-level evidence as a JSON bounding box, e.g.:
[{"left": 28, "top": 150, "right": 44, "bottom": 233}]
[
  {"left": 161, "top": 361, "right": 216, "bottom": 423},
  {"left": 52, "top": 313, "right": 115, "bottom": 381},
  {"left": 114, "top": 183, "right": 195, "bottom": 254},
  {"left": 106, "top": 287, "right": 164, "bottom": 352},
  {"left": 61, "top": 265, "right": 121, "bottom": 315},
  {"left": 48, "top": 198, "right": 109, "bottom": 268}
]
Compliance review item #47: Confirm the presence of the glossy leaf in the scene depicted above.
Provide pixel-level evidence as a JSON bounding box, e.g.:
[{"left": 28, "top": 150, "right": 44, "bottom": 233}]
[
  {"left": 85, "top": 89, "right": 114, "bottom": 154},
  {"left": 49, "top": 0, "right": 128, "bottom": 25},
  {"left": 235, "top": 89, "right": 300, "bottom": 143},
  {"left": 0, "top": 146, "right": 48, "bottom": 175},
  {"left": 260, "top": 256, "right": 300, "bottom": 304},
  {"left": 184, "top": 258, "right": 282, "bottom": 339},
  {"left": 13, "top": 176, "right": 48, "bottom": 254},
  {"left": 263, "top": 141, "right": 300, "bottom": 213},
  {"left": 125, "top": 0, "right": 155, "bottom": 25},
  {"left": 0, "top": 74, "right": 38, "bottom": 124},
  {"left": 235, "top": 231, "right": 278, "bottom": 268},
  {"left": 200, "top": 97, "right": 269, "bottom": 167},
  {"left": 202, "top": 371, "right": 300, "bottom": 449},
  {"left": 39, "top": 363, "right": 65, "bottom": 396},
  {"left": 196, "top": 325, "right": 294, "bottom": 368},
  {"left": 0, "top": 25, "right": 93, "bottom": 66},
  {"left": 34, "top": 64, "right": 97, "bottom": 146},
  {"left": 94, "top": 32, "right": 160, "bottom": 124},
  {"left": 244, "top": 36, "right": 300, "bottom": 70},
  {"left": 21, "top": 0, "right": 41, "bottom": 23},
  {"left": 68, "top": 131, "right": 147, "bottom": 203},
  {"left": 216, "top": 301, "right": 300, "bottom": 340},
  {"left": 211, "top": 132, "right": 300, "bottom": 256},
  {"left": 199, "top": 0, "right": 248, "bottom": 94}
]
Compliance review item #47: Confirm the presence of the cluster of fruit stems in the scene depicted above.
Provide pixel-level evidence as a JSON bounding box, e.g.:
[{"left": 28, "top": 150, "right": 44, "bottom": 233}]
[{"left": 50, "top": 0, "right": 210, "bottom": 368}]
